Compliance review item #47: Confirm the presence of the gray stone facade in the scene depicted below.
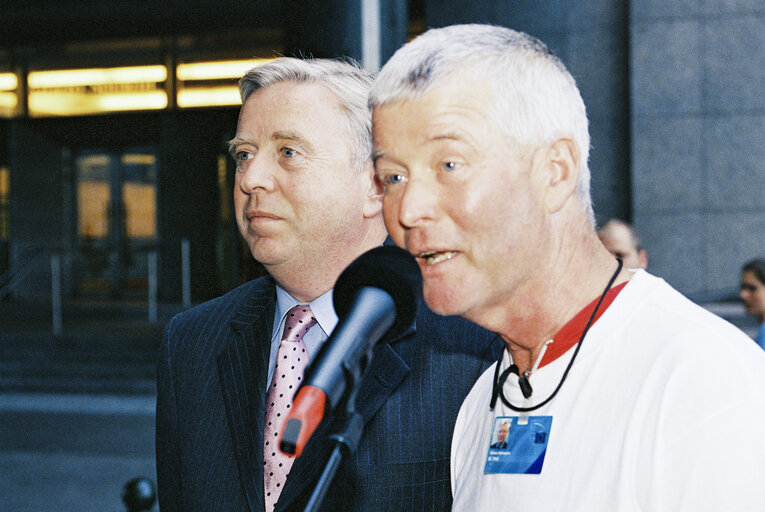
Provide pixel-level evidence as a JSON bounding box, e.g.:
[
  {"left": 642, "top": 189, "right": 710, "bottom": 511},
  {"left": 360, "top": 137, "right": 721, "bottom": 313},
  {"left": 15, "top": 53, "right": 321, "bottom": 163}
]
[{"left": 631, "top": 1, "right": 765, "bottom": 295}]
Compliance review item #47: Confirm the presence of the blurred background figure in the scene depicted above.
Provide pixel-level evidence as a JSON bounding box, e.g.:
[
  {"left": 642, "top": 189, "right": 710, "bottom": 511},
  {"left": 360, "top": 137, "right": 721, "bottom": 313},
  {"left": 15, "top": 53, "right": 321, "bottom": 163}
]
[
  {"left": 740, "top": 258, "right": 765, "bottom": 349},
  {"left": 597, "top": 219, "right": 648, "bottom": 270}
]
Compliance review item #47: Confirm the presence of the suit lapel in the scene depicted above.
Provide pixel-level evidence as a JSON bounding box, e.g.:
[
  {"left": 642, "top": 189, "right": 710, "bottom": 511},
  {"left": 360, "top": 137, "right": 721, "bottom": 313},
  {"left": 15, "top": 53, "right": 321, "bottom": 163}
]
[
  {"left": 277, "top": 323, "right": 414, "bottom": 508},
  {"left": 217, "top": 279, "right": 276, "bottom": 512}
]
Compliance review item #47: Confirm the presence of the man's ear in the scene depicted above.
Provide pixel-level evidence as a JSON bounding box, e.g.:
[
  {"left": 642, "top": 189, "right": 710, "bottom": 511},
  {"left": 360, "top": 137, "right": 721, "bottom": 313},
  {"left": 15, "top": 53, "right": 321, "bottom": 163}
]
[
  {"left": 638, "top": 249, "right": 648, "bottom": 269},
  {"left": 542, "top": 137, "right": 580, "bottom": 214},
  {"left": 363, "top": 161, "right": 383, "bottom": 219}
]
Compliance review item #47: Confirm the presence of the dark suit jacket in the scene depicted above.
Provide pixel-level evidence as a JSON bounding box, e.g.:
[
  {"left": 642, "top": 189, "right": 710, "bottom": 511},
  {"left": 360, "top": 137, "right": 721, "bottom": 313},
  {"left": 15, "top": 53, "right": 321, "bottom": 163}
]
[{"left": 156, "top": 274, "right": 502, "bottom": 511}]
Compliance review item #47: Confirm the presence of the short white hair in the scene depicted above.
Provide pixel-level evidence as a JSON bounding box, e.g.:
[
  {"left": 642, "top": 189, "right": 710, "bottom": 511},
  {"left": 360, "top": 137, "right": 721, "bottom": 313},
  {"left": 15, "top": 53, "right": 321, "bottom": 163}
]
[
  {"left": 239, "top": 57, "right": 374, "bottom": 173},
  {"left": 370, "top": 24, "right": 594, "bottom": 225}
]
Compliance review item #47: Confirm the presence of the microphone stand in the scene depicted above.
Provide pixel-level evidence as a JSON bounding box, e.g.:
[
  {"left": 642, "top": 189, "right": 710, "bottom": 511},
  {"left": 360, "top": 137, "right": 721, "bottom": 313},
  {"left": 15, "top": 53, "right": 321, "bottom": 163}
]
[{"left": 303, "top": 366, "right": 368, "bottom": 512}]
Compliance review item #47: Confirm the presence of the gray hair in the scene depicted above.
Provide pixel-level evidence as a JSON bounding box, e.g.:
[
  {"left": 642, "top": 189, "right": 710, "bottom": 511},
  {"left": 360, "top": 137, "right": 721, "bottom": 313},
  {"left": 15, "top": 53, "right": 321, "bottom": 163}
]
[
  {"left": 239, "top": 57, "right": 374, "bottom": 173},
  {"left": 370, "top": 24, "right": 594, "bottom": 225}
]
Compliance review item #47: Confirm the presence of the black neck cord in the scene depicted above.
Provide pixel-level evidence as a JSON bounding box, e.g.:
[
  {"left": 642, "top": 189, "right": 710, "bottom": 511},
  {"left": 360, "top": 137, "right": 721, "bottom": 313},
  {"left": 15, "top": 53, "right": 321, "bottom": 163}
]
[{"left": 490, "top": 258, "right": 624, "bottom": 413}]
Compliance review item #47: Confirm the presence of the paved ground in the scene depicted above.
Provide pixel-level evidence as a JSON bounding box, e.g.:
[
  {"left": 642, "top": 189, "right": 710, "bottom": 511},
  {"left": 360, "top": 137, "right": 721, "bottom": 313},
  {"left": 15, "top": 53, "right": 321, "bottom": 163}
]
[
  {"left": 0, "top": 298, "right": 168, "bottom": 511},
  {"left": 0, "top": 392, "right": 157, "bottom": 512}
]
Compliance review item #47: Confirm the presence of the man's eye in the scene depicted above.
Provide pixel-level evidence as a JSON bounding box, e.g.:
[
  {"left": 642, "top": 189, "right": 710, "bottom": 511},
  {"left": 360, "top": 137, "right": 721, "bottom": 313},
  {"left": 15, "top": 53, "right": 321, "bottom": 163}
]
[
  {"left": 387, "top": 174, "right": 404, "bottom": 184},
  {"left": 442, "top": 161, "right": 457, "bottom": 171},
  {"left": 281, "top": 147, "right": 297, "bottom": 158},
  {"left": 235, "top": 151, "right": 252, "bottom": 161}
]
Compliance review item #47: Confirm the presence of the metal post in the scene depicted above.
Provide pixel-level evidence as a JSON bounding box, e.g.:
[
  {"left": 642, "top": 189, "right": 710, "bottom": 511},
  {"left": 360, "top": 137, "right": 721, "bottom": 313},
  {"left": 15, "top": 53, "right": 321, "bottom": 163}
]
[
  {"left": 361, "top": 0, "right": 381, "bottom": 72},
  {"left": 51, "top": 254, "right": 63, "bottom": 336},
  {"left": 181, "top": 239, "right": 191, "bottom": 309},
  {"left": 148, "top": 251, "right": 158, "bottom": 323}
]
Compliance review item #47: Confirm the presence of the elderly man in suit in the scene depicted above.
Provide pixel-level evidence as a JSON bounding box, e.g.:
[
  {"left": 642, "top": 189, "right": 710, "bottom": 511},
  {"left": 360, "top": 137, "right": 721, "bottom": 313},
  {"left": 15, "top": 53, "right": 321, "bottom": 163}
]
[{"left": 155, "top": 57, "right": 501, "bottom": 512}]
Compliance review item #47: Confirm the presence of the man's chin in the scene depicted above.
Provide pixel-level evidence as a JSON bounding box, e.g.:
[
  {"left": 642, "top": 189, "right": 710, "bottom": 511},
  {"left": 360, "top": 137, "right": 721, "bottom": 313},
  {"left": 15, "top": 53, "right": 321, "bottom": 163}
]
[
  {"left": 249, "top": 242, "right": 288, "bottom": 268},
  {"left": 422, "top": 285, "right": 466, "bottom": 318}
]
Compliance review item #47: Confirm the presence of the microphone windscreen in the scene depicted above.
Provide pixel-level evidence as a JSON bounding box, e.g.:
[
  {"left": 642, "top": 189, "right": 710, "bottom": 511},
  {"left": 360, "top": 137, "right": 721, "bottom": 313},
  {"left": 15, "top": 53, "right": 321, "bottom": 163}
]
[{"left": 333, "top": 245, "right": 422, "bottom": 339}]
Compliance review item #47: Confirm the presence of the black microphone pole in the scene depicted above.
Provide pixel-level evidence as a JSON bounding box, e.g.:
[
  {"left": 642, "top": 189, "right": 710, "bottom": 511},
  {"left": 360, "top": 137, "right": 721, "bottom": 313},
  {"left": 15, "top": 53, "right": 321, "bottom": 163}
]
[
  {"left": 302, "top": 286, "right": 395, "bottom": 512},
  {"left": 303, "top": 382, "right": 367, "bottom": 512}
]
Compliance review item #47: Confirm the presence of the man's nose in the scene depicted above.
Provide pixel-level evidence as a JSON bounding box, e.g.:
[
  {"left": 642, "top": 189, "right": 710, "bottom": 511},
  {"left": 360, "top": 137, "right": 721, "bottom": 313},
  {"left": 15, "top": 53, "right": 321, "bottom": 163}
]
[
  {"left": 397, "top": 174, "right": 439, "bottom": 228},
  {"left": 238, "top": 156, "right": 276, "bottom": 193}
]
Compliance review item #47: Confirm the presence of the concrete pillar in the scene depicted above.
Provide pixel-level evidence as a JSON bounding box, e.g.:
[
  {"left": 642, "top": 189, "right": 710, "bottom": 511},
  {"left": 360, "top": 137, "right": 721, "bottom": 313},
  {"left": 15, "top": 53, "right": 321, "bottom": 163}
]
[
  {"left": 157, "top": 111, "right": 234, "bottom": 302},
  {"left": 630, "top": 1, "right": 765, "bottom": 295},
  {"left": 8, "top": 120, "right": 65, "bottom": 300}
]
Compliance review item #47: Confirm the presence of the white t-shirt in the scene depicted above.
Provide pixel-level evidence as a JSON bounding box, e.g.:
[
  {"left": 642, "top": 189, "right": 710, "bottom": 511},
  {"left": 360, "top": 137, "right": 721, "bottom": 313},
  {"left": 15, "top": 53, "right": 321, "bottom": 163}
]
[{"left": 451, "top": 270, "right": 765, "bottom": 511}]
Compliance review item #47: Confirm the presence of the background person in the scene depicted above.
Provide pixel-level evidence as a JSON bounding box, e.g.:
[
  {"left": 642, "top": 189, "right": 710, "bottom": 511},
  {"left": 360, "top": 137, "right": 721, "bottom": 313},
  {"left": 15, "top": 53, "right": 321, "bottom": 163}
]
[
  {"left": 155, "top": 57, "right": 501, "bottom": 512},
  {"left": 740, "top": 258, "right": 765, "bottom": 349},
  {"left": 369, "top": 23, "right": 765, "bottom": 511},
  {"left": 597, "top": 218, "right": 648, "bottom": 270}
]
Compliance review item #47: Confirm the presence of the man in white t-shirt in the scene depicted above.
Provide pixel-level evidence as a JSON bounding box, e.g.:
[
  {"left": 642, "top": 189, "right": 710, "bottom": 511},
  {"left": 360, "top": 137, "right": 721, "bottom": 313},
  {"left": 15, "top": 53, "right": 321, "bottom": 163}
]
[{"left": 369, "top": 23, "right": 765, "bottom": 511}]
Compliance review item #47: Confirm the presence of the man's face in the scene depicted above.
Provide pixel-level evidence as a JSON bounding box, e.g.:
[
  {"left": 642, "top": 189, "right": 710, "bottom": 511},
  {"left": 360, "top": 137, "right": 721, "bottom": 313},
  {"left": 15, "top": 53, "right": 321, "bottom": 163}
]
[
  {"left": 231, "top": 81, "right": 375, "bottom": 278},
  {"left": 497, "top": 423, "right": 509, "bottom": 444},
  {"left": 599, "top": 224, "right": 646, "bottom": 270},
  {"left": 741, "top": 271, "right": 765, "bottom": 321},
  {"left": 373, "top": 79, "right": 549, "bottom": 322}
]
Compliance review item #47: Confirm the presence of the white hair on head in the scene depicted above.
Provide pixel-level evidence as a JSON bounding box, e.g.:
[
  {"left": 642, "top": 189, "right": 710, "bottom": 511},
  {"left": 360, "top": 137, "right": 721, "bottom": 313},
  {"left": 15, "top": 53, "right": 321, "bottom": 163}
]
[
  {"left": 239, "top": 57, "right": 374, "bottom": 174},
  {"left": 370, "top": 24, "right": 594, "bottom": 225}
]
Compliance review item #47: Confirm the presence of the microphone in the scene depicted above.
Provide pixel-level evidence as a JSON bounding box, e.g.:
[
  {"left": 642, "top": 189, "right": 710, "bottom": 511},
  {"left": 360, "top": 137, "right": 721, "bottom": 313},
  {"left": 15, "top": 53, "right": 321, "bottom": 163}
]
[{"left": 279, "top": 245, "right": 422, "bottom": 457}]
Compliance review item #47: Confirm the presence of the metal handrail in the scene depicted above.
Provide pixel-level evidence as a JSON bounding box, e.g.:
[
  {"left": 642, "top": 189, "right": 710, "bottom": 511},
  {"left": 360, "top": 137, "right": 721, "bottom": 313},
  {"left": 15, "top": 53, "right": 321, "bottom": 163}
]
[
  {"left": 1, "top": 239, "right": 190, "bottom": 331},
  {"left": 0, "top": 249, "right": 48, "bottom": 300}
]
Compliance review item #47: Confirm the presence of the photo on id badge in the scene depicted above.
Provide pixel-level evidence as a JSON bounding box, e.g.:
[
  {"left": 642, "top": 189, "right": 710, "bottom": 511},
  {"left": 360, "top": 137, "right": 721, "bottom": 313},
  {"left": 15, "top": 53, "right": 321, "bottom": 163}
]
[{"left": 484, "top": 416, "right": 552, "bottom": 475}]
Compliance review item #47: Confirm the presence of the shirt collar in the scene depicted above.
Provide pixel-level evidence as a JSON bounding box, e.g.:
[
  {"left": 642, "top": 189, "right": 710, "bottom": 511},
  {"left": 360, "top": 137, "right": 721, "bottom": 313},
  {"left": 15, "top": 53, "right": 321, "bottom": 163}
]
[
  {"left": 275, "top": 285, "right": 339, "bottom": 337},
  {"left": 536, "top": 281, "right": 628, "bottom": 369}
]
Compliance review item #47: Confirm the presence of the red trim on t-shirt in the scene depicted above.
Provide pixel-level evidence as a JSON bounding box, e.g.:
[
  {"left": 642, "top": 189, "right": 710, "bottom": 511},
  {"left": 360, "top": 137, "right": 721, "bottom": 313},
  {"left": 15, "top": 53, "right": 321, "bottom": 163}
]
[{"left": 537, "top": 281, "right": 628, "bottom": 369}]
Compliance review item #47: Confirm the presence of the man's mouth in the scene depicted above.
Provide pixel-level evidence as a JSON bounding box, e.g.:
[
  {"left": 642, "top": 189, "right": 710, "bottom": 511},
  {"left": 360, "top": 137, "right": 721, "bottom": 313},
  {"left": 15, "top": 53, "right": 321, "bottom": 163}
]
[
  {"left": 417, "top": 250, "right": 458, "bottom": 265},
  {"left": 246, "top": 210, "right": 281, "bottom": 221}
]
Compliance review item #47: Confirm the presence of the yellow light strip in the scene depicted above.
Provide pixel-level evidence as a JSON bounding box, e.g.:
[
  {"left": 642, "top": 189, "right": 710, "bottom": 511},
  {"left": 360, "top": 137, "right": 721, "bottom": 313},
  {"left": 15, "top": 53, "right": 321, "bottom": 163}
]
[
  {"left": 28, "top": 90, "right": 167, "bottom": 116},
  {"left": 28, "top": 65, "right": 167, "bottom": 88},
  {"left": 79, "top": 154, "right": 111, "bottom": 167},
  {"left": 99, "top": 91, "right": 167, "bottom": 111},
  {"left": 0, "top": 73, "right": 18, "bottom": 91},
  {"left": 177, "top": 58, "right": 276, "bottom": 81},
  {"left": 177, "top": 86, "right": 242, "bottom": 108},
  {"left": 122, "top": 154, "right": 156, "bottom": 166}
]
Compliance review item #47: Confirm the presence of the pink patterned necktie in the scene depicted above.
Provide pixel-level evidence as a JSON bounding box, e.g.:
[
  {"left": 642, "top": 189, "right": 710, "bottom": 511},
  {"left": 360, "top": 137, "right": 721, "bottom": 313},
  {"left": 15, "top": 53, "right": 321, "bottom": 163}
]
[{"left": 264, "top": 305, "right": 317, "bottom": 511}]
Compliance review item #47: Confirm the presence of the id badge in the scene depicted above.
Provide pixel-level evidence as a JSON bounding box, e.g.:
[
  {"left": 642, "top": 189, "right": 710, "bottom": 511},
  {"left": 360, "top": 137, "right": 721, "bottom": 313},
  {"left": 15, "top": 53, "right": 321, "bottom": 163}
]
[{"left": 484, "top": 416, "right": 552, "bottom": 474}]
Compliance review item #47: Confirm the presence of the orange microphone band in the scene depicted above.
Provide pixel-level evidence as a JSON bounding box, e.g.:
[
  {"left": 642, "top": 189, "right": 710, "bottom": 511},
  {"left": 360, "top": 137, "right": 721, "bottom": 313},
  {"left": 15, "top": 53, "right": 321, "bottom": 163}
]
[{"left": 279, "top": 385, "right": 327, "bottom": 457}]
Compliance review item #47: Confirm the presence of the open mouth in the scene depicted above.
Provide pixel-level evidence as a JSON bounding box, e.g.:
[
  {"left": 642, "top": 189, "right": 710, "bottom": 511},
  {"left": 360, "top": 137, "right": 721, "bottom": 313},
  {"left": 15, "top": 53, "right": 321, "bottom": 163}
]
[{"left": 418, "top": 250, "right": 458, "bottom": 265}]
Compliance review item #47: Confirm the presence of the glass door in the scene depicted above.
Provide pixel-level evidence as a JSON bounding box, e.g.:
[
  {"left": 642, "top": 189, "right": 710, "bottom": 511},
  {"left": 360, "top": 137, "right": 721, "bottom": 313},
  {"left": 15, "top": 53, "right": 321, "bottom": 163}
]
[{"left": 75, "top": 149, "right": 157, "bottom": 297}]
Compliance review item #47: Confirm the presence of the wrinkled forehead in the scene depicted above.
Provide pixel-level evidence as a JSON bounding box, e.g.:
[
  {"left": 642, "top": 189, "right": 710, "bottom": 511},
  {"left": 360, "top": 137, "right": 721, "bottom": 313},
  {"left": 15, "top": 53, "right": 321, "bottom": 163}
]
[{"left": 371, "top": 77, "right": 507, "bottom": 160}]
